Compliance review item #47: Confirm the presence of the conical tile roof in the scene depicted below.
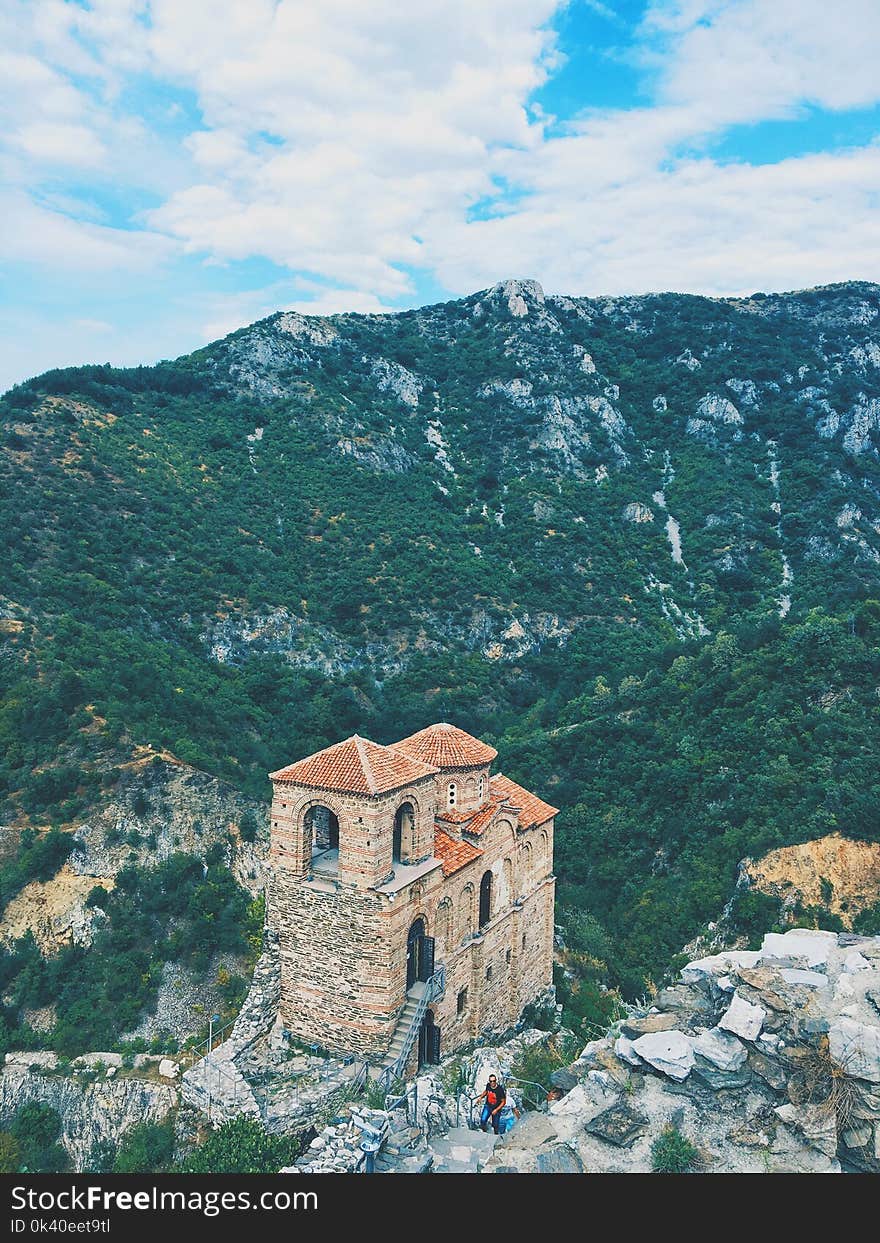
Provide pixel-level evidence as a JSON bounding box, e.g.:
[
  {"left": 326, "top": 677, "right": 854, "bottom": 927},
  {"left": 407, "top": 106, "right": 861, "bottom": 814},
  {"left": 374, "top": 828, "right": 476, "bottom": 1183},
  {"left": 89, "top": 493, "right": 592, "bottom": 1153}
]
[{"left": 270, "top": 734, "right": 437, "bottom": 795}]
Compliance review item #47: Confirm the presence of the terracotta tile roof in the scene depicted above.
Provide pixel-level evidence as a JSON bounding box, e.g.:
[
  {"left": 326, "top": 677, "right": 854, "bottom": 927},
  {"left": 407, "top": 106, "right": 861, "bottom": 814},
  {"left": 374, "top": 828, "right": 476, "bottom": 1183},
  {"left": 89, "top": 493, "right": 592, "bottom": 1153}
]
[
  {"left": 393, "top": 722, "right": 498, "bottom": 769},
  {"left": 435, "top": 796, "right": 502, "bottom": 837},
  {"left": 434, "top": 807, "right": 473, "bottom": 825},
  {"left": 433, "top": 827, "right": 483, "bottom": 876},
  {"left": 490, "top": 773, "right": 559, "bottom": 830},
  {"left": 463, "top": 799, "right": 501, "bottom": 836},
  {"left": 270, "top": 735, "right": 437, "bottom": 796}
]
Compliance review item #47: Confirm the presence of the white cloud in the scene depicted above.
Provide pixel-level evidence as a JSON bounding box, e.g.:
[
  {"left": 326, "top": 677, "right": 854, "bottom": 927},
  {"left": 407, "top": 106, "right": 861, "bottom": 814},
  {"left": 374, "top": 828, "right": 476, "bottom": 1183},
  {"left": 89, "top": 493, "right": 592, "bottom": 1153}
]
[
  {"left": 0, "top": 190, "right": 173, "bottom": 272},
  {"left": 14, "top": 121, "right": 107, "bottom": 167},
  {"left": 2, "top": 0, "right": 880, "bottom": 394},
  {"left": 643, "top": 0, "right": 880, "bottom": 125}
]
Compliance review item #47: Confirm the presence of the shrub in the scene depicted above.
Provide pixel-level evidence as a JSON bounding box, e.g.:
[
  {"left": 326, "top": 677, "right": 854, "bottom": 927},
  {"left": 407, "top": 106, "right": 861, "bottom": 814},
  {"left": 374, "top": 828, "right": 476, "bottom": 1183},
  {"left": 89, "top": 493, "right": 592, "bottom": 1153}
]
[
  {"left": 0, "top": 1131, "right": 20, "bottom": 1173},
  {"left": 178, "top": 1117, "right": 302, "bottom": 1174},
  {"left": 238, "top": 811, "right": 258, "bottom": 843},
  {"left": 113, "top": 1120, "right": 175, "bottom": 1173},
  {"left": 651, "top": 1124, "right": 698, "bottom": 1173},
  {"left": 10, "top": 1102, "right": 67, "bottom": 1172}
]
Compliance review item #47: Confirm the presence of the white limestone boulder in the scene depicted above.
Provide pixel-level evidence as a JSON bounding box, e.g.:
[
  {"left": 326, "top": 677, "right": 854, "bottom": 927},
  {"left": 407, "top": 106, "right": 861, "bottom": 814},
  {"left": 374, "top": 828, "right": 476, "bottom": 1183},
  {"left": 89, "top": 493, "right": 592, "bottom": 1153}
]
[
  {"left": 718, "top": 992, "right": 766, "bottom": 1041},
  {"left": 779, "top": 968, "right": 829, "bottom": 989},
  {"left": 614, "top": 1035, "right": 642, "bottom": 1066},
  {"left": 680, "top": 951, "right": 760, "bottom": 984},
  {"left": 692, "top": 1027, "right": 748, "bottom": 1072},
  {"left": 829, "top": 1018, "right": 880, "bottom": 1083},
  {"left": 630, "top": 1031, "right": 694, "bottom": 1081},
  {"left": 759, "top": 929, "right": 837, "bottom": 969},
  {"left": 842, "top": 951, "right": 871, "bottom": 974}
]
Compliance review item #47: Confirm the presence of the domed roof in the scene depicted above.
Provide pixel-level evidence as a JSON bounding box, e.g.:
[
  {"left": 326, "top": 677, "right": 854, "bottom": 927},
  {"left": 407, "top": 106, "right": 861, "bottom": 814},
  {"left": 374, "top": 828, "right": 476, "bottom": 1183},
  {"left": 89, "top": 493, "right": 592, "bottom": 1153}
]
[{"left": 392, "top": 722, "right": 497, "bottom": 769}]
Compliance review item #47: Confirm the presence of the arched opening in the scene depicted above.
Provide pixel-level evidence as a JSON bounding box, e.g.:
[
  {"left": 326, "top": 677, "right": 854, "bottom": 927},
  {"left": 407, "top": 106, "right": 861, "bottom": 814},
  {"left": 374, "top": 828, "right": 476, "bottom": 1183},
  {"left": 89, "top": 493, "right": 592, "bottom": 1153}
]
[
  {"left": 436, "top": 898, "right": 452, "bottom": 947},
  {"left": 393, "top": 801, "right": 414, "bottom": 863},
  {"left": 304, "top": 805, "right": 339, "bottom": 875},
  {"left": 406, "top": 917, "right": 434, "bottom": 990},
  {"left": 479, "top": 870, "right": 492, "bottom": 929}
]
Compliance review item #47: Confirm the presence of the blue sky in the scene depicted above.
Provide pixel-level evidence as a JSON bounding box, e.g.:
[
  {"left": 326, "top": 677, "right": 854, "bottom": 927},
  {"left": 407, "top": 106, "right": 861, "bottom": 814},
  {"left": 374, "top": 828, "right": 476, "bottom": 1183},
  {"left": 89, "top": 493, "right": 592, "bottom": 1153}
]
[{"left": 2, "top": 0, "right": 879, "bottom": 392}]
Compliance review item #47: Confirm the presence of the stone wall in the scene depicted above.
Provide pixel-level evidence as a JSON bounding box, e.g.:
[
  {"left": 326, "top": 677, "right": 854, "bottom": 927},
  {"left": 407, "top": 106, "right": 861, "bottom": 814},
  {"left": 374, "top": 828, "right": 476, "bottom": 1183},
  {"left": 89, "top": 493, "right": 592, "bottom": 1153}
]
[{"left": 273, "top": 877, "right": 392, "bottom": 1053}]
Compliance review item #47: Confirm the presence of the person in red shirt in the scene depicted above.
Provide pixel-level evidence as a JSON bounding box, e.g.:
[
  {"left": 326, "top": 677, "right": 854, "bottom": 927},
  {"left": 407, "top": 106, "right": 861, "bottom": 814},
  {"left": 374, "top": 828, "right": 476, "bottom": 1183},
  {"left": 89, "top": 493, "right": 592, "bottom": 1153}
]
[{"left": 475, "top": 1074, "right": 506, "bottom": 1133}]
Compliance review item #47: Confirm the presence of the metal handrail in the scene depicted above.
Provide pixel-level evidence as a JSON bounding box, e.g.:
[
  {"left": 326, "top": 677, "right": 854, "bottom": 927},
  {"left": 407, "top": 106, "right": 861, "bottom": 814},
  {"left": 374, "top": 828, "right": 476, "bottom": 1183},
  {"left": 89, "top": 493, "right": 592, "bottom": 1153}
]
[
  {"left": 457, "top": 1075, "right": 549, "bottom": 1127},
  {"left": 378, "top": 965, "right": 446, "bottom": 1091},
  {"left": 506, "top": 1075, "right": 549, "bottom": 1110}
]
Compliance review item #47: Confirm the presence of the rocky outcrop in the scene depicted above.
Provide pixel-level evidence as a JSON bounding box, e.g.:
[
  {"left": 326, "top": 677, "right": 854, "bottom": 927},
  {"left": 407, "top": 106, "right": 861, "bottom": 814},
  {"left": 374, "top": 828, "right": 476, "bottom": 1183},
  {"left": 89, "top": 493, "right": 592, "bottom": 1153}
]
[
  {"left": 1, "top": 865, "right": 112, "bottom": 952},
  {"left": 201, "top": 604, "right": 574, "bottom": 677},
  {"left": 0, "top": 1060, "right": 177, "bottom": 1169},
  {"left": 70, "top": 755, "right": 267, "bottom": 899},
  {"left": 480, "top": 930, "right": 880, "bottom": 1173},
  {"left": 687, "top": 393, "right": 744, "bottom": 441},
  {"left": 744, "top": 834, "right": 880, "bottom": 929},
  {"left": 623, "top": 502, "right": 654, "bottom": 524}
]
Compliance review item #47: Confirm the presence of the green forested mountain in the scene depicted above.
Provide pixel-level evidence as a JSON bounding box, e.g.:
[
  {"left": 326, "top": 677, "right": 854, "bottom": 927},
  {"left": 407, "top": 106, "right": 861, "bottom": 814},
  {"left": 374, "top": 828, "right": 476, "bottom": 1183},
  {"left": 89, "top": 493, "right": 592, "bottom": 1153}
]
[{"left": 2, "top": 277, "right": 880, "bottom": 1003}]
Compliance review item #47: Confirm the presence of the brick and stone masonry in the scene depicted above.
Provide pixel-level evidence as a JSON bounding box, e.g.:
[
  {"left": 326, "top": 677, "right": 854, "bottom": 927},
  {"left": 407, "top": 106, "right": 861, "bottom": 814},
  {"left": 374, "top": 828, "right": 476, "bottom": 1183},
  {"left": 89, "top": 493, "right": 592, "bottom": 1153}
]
[{"left": 267, "top": 724, "right": 556, "bottom": 1066}]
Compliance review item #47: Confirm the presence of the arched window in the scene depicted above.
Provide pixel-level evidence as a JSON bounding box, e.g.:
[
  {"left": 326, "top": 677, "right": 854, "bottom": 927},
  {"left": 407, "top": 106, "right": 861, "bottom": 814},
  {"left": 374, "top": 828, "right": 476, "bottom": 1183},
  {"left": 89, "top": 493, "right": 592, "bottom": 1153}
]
[
  {"left": 520, "top": 840, "right": 532, "bottom": 881},
  {"left": 304, "top": 805, "right": 339, "bottom": 852},
  {"left": 447, "top": 781, "right": 457, "bottom": 808},
  {"left": 459, "top": 884, "right": 474, "bottom": 942},
  {"left": 478, "top": 774, "right": 486, "bottom": 801},
  {"left": 479, "top": 870, "right": 492, "bottom": 928},
  {"left": 538, "top": 829, "right": 549, "bottom": 868},
  {"left": 503, "top": 856, "right": 513, "bottom": 906},
  {"left": 393, "top": 802, "right": 415, "bottom": 862},
  {"left": 436, "top": 898, "right": 452, "bottom": 947},
  {"left": 465, "top": 776, "right": 476, "bottom": 803}
]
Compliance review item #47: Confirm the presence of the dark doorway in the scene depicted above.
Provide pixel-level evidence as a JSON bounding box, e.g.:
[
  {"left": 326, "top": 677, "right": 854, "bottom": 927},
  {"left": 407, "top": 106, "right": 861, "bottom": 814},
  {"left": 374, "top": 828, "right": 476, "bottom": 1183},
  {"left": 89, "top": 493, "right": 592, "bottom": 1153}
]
[
  {"left": 407, "top": 918, "right": 425, "bottom": 990},
  {"left": 418, "top": 1008, "right": 441, "bottom": 1068},
  {"left": 406, "top": 919, "right": 435, "bottom": 990},
  {"left": 479, "top": 870, "right": 492, "bottom": 928}
]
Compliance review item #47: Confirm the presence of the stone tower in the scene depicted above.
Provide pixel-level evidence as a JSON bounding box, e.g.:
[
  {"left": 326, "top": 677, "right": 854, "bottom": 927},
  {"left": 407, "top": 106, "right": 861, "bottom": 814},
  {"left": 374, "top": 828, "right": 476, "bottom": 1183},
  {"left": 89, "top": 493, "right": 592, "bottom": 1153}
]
[{"left": 268, "top": 724, "right": 556, "bottom": 1070}]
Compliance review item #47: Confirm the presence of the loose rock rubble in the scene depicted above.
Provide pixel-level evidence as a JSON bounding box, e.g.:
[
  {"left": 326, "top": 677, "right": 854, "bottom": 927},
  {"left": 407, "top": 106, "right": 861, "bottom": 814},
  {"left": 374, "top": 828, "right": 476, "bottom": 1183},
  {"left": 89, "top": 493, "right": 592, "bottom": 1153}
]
[
  {"left": 281, "top": 1107, "right": 390, "bottom": 1174},
  {"left": 482, "top": 928, "right": 880, "bottom": 1173}
]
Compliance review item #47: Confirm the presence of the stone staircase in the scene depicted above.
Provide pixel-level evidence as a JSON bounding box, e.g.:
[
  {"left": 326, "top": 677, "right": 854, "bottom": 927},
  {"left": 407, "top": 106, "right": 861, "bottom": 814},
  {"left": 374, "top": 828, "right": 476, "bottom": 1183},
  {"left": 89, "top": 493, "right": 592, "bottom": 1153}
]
[
  {"left": 382, "top": 983, "right": 426, "bottom": 1076},
  {"left": 422, "top": 1126, "right": 499, "bottom": 1173}
]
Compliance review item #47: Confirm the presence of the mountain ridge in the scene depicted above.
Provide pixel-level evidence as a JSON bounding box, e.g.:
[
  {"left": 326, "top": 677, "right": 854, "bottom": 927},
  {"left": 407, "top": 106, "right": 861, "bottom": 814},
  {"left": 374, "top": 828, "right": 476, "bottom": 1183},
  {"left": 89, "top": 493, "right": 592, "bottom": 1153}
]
[{"left": 2, "top": 275, "right": 880, "bottom": 1003}]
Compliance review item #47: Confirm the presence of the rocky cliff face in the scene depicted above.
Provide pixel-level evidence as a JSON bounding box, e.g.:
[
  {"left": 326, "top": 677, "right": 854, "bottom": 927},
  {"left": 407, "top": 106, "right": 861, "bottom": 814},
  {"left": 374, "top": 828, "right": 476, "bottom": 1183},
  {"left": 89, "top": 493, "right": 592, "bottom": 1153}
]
[
  {"left": 69, "top": 753, "right": 267, "bottom": 899},
  {"left": 0, "top": 1056, "right": 178, "bottom": 1169},
  {"left": 744, "top": 835, "right": 880, "bottom": 929}
]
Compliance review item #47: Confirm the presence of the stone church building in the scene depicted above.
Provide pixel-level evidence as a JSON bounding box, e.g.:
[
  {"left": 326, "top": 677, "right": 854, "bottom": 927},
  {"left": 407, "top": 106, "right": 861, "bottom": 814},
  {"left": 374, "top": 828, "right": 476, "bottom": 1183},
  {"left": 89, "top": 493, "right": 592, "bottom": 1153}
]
[{"left": 267, "top": 723, "right": 556, "bottom": 1075}]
